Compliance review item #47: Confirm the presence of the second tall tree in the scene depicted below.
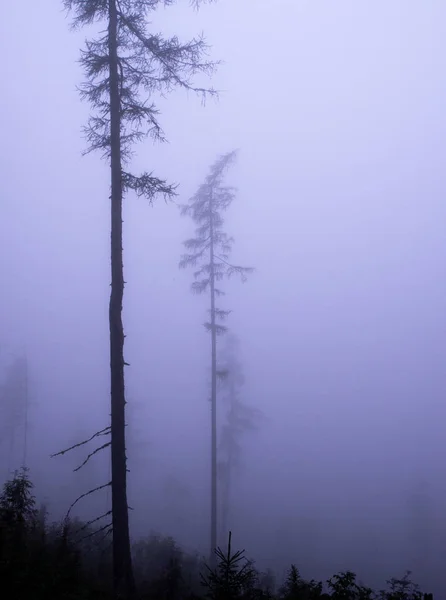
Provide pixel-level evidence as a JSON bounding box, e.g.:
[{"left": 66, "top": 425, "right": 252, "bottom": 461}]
[{"left": 179, "top": 150, "right": 253, "bottom": 564}]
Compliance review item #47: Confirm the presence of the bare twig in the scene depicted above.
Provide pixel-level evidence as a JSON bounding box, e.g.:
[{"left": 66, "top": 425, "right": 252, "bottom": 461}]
[
  {"left": 73, "top": 441, "right": 111, "bottom": 472},
  {"left": 78, "top": 520, "right": 113, "bottom": 542},
  {"left": 74, "top": 510, "right": 113, "bottom": 536},
  {"left": 65, "top": 481, "right": 112, "bottom": 520},
  {"left": 50, "top": 426, "right": 111, "bottom": 458}
]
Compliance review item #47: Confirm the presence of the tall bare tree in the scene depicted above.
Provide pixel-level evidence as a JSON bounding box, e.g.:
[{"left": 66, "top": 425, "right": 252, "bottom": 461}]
[
  {"left": 179, "top": 150, "right": 253, "bottom": 564},
  {"left": 62, "top": 1, "right": 217, "bottom": 597}
]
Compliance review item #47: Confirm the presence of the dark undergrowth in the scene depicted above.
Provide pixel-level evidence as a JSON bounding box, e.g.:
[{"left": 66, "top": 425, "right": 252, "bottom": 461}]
[{"left": 0, "top": 469, "right": 434, "bottom": 600}]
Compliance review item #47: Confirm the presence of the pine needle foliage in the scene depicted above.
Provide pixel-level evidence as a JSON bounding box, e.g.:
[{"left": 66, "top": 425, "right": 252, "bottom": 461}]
[
  {"left": 278, "top": 565, "right": 325, "bottom": 600},
  {"left": 63, "top": 0, "right": 218, "bottom": 188},
  {"left": 327, "top": 572, "right": 374, "bottom": 600},
  {"left": 179, "top": 150, "right": 253, "bottom": 301},
  {"left": 200, "top": 531, "right": 257, "bottom": 600},
  {"left": 377, "top": 572, "right": 425, "bottom": 600},
  {"left": 0, "top": 467, "right": 37, "bottom": 528}
]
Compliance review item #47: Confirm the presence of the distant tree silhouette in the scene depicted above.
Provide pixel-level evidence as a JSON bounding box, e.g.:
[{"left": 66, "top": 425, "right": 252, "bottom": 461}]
[
  {"left": 61, "top": 1, "right": 218, "bottom": 596},
  {"left": 278, "top": 564, "right": 325, "bottom": 599},
  {"left": 179, "top": 150, "right": 253, "bottom": 565}
]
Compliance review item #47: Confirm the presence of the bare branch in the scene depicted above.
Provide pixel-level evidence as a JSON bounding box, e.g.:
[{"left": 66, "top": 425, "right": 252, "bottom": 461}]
[
  {"left": 78, "top": 521, "right": 113, "bottom": 542},
  {"left": 65, "top": 482, "right": 112, "bottom": 521},
  {"left": 74, "top": 510, "right": 113, "bottom": 536},
  {"left": 51, "top": 426, "right": 111, "bottom": 459},
  {"left": 73, "top": 441, "right": 111, "bottom": 472}
]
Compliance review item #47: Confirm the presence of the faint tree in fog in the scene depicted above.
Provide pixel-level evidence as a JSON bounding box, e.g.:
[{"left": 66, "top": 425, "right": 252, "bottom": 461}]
[
  {"left": 0, "top": 355, "right": 29, "bottom": 478},
  {"left": 179, "top": 150, "right": 254, "bottom": 564},
  {"left": 217, "top": 334, "right": 262, "bottom": 545},
  {"left": 61, "top": 1, "right": 218, "bottom": 596}
]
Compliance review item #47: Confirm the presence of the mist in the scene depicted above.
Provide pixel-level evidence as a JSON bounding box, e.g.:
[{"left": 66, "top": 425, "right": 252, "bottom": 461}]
[{"left": 1, "top": 0, "right": 446, "bottom": 596}]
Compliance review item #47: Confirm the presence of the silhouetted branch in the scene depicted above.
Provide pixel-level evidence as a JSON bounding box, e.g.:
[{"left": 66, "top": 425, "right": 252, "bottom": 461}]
[
  {"left": 74, "top": 510, "right": 113, "bottom": 536},
  {"left": 79, "top": 521, "right": 113, "bottom": 542},
  {"left": 65, "top": 481, "right": 112, "bottom": 520},
  {"left": 73, "top": 441, "right": 111, "bottom": 472},
  {"left": 50, "top": 426, "right": 111, "bottom": 458}
]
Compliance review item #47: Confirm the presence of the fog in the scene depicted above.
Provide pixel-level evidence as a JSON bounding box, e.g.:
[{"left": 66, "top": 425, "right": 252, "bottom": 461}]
[{"left": 1, "top": 0, "right": 446, "bottom": 595}]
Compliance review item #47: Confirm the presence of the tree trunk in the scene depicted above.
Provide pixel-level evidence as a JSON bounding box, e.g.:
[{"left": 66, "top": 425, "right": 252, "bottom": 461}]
[
  {"left": 219, "top": 464, "right": 229, "bottom": 546},
  {"left": 209, "top": 189, "right": 217, "bottom": 567},
  {"left": 220, "top": 380, "right": 235, "bottom": 546},
  {"left": 108, "top": 1, "right": 135, "bottom": 597}
]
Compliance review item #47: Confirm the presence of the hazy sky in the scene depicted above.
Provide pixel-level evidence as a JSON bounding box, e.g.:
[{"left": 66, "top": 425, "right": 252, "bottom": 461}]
[{"left": 2, "top": 0, "right": 446, "bottom": 592}]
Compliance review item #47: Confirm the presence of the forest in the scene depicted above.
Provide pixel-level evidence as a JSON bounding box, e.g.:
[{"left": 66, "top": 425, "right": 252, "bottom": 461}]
[{"left": 1, "top": 1, "right": 444, "bottom": 599}]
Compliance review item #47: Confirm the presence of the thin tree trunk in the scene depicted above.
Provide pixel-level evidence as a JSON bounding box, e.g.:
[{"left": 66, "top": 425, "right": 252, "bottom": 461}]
[
  {"left": 108, "top": 1, "right": 135, "bottom": 597},
  {"left": 209, "top": 189, "right": 217, "bottom": 567},
  {"left": 220, "top": 380, "right": 235, "bottom": 545},
  {"left": 223, "top": 456, "right": 232, "bottom": 540},
  {"left": 219, "top": 464, "right": 230, "bottom": 546}
]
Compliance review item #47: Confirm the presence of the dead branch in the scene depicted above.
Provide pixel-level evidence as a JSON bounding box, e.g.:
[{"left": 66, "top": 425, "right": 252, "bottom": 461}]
[
  {"left": 65, "top": 481, "right": 112, "bottom": 520},
  {"left": 73, "top": 441, "right": 111, "bottom": 472},
  {"left": 73, "top": 510, "right": 113, "bottom": 537},
  {"left": 50, "top": 426, "right": 111, "bottom": 458},
  {"left": 78, "top": 521, "right": 113, "bottom": 542}
]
